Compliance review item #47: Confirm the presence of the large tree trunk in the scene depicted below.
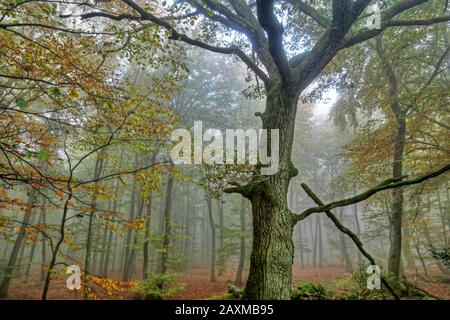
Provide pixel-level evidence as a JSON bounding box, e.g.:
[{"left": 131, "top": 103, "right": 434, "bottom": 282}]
[
  {"left": 241, "top": 87, "right": 297, "bottom": 300},
  {"left": 244, "top": 191, "right": 294, "bottom": 299}
]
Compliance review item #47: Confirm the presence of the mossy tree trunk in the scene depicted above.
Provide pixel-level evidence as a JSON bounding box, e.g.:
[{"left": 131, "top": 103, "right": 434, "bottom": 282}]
[{"left": 239, "top": 85, "right": 298, "bottom": 300}]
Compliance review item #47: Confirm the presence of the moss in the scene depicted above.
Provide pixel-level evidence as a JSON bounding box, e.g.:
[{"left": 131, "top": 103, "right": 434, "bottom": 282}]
[
  {"left": 207, "top": 293, "right": 236, "bottom": 300},
  {"left": 131, "top": 273, "right": 184, "bottom": 300},
  {"left": 291, "top": 282, "right": 329, "bottom": 300}
]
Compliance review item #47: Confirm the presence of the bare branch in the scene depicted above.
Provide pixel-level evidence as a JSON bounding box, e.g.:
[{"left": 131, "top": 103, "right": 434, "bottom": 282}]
[
  {"left": 287, "top": 0, "right": 331, "bottom": 28},
  {"left": 342, "top": 0, "right": 448, "bottom": 49},
  {"left": 298, "top": 183, "right": 400, "bottom": 300},
  {"left": 293, "top": 164, "right": 450, "bottom": 223},
  {"left": 79, "top": 0, "right": 270, "bottom": 84}
]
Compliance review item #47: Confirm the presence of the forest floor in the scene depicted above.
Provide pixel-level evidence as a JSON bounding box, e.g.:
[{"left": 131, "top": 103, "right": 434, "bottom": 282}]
[{"left": 6, "top": 266, "right": 450, "bottom": 300}]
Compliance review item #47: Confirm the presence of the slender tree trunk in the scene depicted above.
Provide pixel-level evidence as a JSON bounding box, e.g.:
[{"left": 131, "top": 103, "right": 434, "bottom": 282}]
[
  {"left": 422, "top": 220, "right": 449, "bottom": 275},
  {"left": 125, "top": 193, "right": 144, "bottom": 280},
  {"left": 122, "top": 176, "right": 138, "bottom": 280},
  {"left": 294, "top": 191, "right": 304, "bottom": 268},
  {"left": 16, "top": 232, "right": 28, "bottom": 278},
  {"left": 217, "top": 195, "right": 225, "bottom": 276},
  {"left": 84, "top": 153, "right": 104, "bottom": 287},
  {"left": 312, "top": 216, "right": 318, "bottom": 267},
  {"left": 205, "top": 191, "right": 216, "bottom": 282},
  {"left": 157, "top": 167, "right": 175, "bottom": 275},
  {"left": 376, "top": 37, "right": 406, "bottom": 278},
  {"left": 235, "top": 198, "right": 247, "bottom": 286},
  {"left": 0, "top": 188, "right": 37, "bottom": 298},
  {"left": 402, "top": 217, "right": 415, "bottom": 269},
  {"left": 182, "top": 184, "right": 191, "bottom": 265},
  {"left": 111, "top": 229, "right": 119, "bottom": 274},
  {"left": 143, "top": 192, "right": 153, "bottom": 279},
  {"left": 25, "top": 219, "right": 38, "bottom": 280},
  {"left": 338, "top": 208, "right": 353, "bottom": 272},
  {"left": 42, "top": 189, "right": 73, "bottom": 300},
  {"left": 413, "top": 237, "right": 429, "bottom": 278},
  {"left": 1, "top": 241, "right": 9, "bottom": 262},
  {"left": 436, "top": 190, "right": 449, "bottom": 246},
  {"left": 318, "top": 215, "right": 323, "bottom": 268},
  {"left": 352, "top": 199, "right": 363, "bottom": 265},
  {"left": 102, "top": 190, "right": 119, "bottom": 278},
  {"left": 99, "top": 200, "right": 112, "bottom": 277},
  {"left": 40, "top": 199, "right": 47, "bottom": 281},
  {"left": 297, "top": 223, "right": 304, "bottom": 268}
]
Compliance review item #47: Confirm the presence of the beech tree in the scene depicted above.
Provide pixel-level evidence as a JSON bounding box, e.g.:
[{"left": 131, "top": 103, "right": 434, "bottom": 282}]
[
  {"left": 2, "top": 0, "right": 450, "bottom": 300},
  {"left": 54, "top": 0, "right": 450, "bottom": 299}
]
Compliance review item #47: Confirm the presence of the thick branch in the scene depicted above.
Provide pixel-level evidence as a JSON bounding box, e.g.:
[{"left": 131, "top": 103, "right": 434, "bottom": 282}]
[
  {"left": 388, "top": 15, "right": 450, "bottom": 26},
  {"left": 342, "top": 0, "right": 448, "bottom": 48},
  {"left": 298, "top": 184, "right": 400, "bottom": 300},
  {"left": 256, "top": 0, "right": 290, "bottom": 80},
  {"left": 287, "top": 0, "right": 331, "bottom": 28},
  {"left": 293, "top": 164, "right": 450, "bottom": 223}
]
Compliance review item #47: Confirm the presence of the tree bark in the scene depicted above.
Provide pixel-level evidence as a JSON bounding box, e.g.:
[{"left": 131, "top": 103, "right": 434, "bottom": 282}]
[{"left": 239, "top": 87, "right": 297, "bottom": 300}]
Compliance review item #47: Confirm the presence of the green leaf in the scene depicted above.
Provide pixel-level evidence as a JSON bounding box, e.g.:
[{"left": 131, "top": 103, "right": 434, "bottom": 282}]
[
  {"left": 68, "top": 89, "right": 80, "bottom": 99},
  {"left": 49, "top": 87, "right": 62, "bottom": 96},
  {"left": 37, "top": 150, "right": 49, "bottom": 161},
  {"left": 16, "top": 98, "right": 28, "bottom": 109}
]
